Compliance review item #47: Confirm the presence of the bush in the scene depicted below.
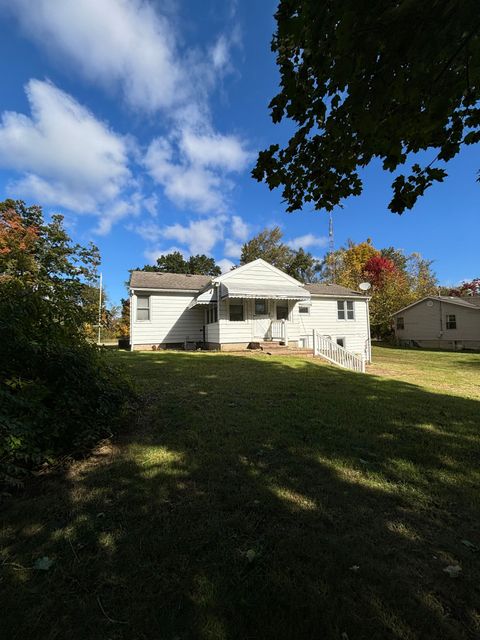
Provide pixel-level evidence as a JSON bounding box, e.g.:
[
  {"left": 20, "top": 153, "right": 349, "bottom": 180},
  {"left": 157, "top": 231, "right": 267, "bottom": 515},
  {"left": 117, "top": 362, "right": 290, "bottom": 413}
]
[
  {"left": 0, "top": 282, "right": 132, "bottom": 486},
  {"left": 0, "top": 200, "right": 133, "bottom": 486}
]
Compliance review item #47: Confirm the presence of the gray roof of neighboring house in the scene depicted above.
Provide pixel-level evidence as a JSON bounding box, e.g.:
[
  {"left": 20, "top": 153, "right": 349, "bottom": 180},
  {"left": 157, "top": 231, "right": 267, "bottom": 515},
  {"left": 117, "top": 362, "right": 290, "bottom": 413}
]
[
  {"left": 435, "top": 295, "right": 480, "bottom": 308},
  {"left": 304, "top": 283, "right": 365, "bottom": 297},
  {"left": 130, "top": 271, "right": 212, "bottom": 291},
  {"left": 393, "top": 295, "right": 480, "bottom": 315}
]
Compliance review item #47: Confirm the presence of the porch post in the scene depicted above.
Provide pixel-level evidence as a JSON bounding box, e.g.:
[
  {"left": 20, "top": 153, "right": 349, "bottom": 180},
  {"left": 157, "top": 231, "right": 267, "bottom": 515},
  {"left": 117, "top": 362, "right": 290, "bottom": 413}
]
[{"left": 312, "top": 328, "right": 317, "bottom": 355}]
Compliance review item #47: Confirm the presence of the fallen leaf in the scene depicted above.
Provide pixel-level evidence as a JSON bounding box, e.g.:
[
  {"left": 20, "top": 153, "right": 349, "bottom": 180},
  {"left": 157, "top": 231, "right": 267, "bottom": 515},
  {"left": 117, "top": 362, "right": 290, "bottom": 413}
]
[
  {"left": 443, "top": 564, "right": 462, "bottom": 578},
  {"left": 34, "top": 556, "right": 54, "bottom": 571}
]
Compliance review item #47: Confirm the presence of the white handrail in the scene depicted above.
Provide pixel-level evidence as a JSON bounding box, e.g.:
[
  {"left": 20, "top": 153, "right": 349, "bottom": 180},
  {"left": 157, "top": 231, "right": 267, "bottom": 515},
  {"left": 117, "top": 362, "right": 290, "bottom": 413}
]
[{"left": 312, "top": 330, "right": 365, "bottom": 373}]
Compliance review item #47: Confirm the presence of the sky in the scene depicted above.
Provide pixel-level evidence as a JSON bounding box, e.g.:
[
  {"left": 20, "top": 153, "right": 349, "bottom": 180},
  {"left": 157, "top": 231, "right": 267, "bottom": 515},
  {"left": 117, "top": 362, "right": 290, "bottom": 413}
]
[{"left": 0, "top": 0, "right": 478, "bottom": 304}]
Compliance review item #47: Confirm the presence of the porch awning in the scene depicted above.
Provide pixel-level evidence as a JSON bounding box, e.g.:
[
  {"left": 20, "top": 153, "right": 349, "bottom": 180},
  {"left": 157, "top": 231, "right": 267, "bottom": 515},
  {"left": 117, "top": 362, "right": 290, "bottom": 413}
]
[
  {"left": 221, "top": 282, "right": 310, "bottom": 300},
  {"left": 188, "top": 287, "right": 216, "bottom": 308}
]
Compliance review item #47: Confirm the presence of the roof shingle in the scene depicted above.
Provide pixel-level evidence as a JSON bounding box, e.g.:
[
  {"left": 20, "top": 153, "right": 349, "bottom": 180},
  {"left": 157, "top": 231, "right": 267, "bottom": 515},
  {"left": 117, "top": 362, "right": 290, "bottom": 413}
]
[
  {"left": 304, "top": 283, "right": 365, "bottom": 296},
  {"left": 130, "top": 271, "right": 212, "bottom": 291}
]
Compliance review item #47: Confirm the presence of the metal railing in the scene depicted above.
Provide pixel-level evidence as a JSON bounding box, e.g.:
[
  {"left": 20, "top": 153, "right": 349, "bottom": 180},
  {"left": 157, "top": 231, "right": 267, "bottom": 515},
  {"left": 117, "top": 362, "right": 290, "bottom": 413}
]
[{"left": 313, "top": 330, "right": 366, "bottom": 373}]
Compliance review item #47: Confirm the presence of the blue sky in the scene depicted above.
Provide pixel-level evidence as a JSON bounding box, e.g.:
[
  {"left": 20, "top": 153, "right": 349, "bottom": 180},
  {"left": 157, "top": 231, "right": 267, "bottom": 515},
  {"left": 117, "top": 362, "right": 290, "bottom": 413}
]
[{"left": 0, "top": 0, "right": 478, "bottom": 304}]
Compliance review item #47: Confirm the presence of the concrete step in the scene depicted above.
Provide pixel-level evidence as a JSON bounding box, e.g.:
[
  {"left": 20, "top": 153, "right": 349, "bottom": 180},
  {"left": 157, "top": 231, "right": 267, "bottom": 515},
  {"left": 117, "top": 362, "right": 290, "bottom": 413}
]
[{"left": 260, "top": 347, "right": 314, "bottom": 357}]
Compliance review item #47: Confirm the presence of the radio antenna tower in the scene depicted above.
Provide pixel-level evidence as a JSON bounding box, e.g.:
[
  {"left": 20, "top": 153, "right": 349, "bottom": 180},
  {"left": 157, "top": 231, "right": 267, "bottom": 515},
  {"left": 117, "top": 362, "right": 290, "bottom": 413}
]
[
  {"left": 328, "top": 211, "right": 334, "bottom": 254},
  {"left": 328, "top": 212, "right": 335, "bottom": 282}
]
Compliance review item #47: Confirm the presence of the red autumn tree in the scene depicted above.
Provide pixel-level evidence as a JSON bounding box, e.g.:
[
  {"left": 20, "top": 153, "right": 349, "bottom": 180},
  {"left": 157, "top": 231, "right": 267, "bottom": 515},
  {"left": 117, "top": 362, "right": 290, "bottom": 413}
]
[
  {"left": 363, "top": 255, "right": 398, "bottom": 287},
  {"left": 449, "top": 278, "right": 480, "bottom": 297}
]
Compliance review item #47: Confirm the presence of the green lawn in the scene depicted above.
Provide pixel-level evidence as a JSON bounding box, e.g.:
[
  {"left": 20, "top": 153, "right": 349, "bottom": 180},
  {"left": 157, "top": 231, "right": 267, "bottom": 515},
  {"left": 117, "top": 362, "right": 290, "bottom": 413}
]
[{"left": 1, "top": 346, "right": 480, "bottom": 639}]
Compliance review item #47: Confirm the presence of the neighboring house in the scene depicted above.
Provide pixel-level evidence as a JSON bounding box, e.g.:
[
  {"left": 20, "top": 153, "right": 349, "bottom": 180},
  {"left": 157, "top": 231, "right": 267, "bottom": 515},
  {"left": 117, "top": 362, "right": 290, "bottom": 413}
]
[
  {"left": 392, "top": 296, "right": 480, "bottom": 351},
  {"left": 129, "top": 259, "right": 371, "bottom": 360}
]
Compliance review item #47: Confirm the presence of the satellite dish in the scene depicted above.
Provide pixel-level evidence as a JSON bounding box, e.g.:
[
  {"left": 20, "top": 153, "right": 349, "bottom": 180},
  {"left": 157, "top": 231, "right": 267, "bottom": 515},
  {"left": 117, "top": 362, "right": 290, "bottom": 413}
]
[{"left": 359, "top": 282, "right": 371, "bottom": 291}]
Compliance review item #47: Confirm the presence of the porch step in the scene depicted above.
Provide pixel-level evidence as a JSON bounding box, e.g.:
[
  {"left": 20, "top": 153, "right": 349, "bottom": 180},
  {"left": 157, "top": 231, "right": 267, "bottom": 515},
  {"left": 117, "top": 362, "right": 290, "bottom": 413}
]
[
  {"left": 258, "top": 343, "right": 314, "bottom": 357},
  {"left": 259, "top": 341, "right": 288, "bottom": 349}
]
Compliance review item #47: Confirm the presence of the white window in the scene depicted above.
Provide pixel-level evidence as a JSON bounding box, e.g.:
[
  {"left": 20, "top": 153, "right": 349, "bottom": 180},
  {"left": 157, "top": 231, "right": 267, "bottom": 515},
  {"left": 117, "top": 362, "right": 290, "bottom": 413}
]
[
  {"left": 276, "top": 302, "right": 289, "bottom": 320},
  {"left": 298, "top": 305, "right": 310, "bottom": 315},
  {"left": 336, "top": 337, "right": 345, "bottom": 348},
  {"left": 136, "top": 295, "right": 150, "bottom": 321},
  {"left": 229, "top": 301, "right": 244, "bottom": 321},
  {"left": 396, "top": 316, "right": 404, "bottom": 330},
  {"left": 255, "top": 299, "right": 268, "bottom": 315},
  {"left": 446, "top": 314, "right": 456, "bottom": 330},
  {"left": 337, "top": 300, "right": 354, "bottom": 320}
]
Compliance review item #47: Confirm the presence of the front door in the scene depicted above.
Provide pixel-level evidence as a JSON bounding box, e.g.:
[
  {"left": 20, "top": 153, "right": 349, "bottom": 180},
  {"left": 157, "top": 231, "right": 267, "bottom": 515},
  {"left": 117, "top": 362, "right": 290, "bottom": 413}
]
[{"left": 253, "top": 298, "right": 270, "bottom": 340}]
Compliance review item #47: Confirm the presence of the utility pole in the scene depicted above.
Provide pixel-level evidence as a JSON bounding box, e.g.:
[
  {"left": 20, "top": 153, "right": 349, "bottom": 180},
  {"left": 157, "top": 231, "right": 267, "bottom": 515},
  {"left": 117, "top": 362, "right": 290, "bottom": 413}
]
[{"left": 97, "top": 272, "right": 102, "bottom": 345}]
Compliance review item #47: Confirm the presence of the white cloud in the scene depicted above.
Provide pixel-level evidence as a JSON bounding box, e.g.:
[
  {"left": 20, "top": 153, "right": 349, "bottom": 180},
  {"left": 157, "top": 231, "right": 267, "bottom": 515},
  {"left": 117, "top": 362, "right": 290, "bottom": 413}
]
[
  {"left": 133, "top": 215, "right": 227, "bottom": 256},
  {"left": 224, "top": 238, "right": 243, "bottom": 259},
  {"left": 145, "top": 132, "right": 250, "bottom": 213},
  {"left": 163, "top": 216, "right": 227, "bottom": 254},
  {"left": 94, "top": 193, "right": 145, "bottom": 236},
  {"left": 0, "top": 79, "right": 130, "bottom": 212},
  {"left": 286, "top": 234, "right": 329, "bottom": 251},
  {"left": 211, "top": 35, "right": 230, "bottom": 70},
  {"left": 180, "top": 130, "right": 251, "bottom": 172},
  {"left": 2, "top": 1, "right": 252, "bottom": 218},
  {"left": 5, "top": 0, "right": 187, "bottom": 113},
  {"left": 218, "top": 258, "right": 235, "bottom": 273},
  {"left": 231, "top": 214, "right": 249, "bottom": 240},
  {"left": 144, "top": 138, "right": 225, "bottom": 212}
]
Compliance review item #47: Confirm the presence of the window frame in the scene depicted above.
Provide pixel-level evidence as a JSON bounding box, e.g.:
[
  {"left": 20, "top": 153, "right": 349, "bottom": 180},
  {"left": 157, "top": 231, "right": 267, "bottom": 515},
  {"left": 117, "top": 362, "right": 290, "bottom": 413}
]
[
  {"left": 276, "top": 301, "right": 289, "bottom": 321},
  {"left": 206, "top": 304, "right": 218, "bottom": 325},
  {"left": 337, "top": 300, "right": 355, "bottom": 321},
  {"left": 254, "top": 298, "right": 268, "bottom": 316},
  {"left": 446, "top": 314, "right": 457, "bottom": 330},
  {"left": 396, "top": 316, "right": 405, "bottom": 330},
  {"left": 136, "top": 295, "right": 150, "bottom": 322},
  {"left": 229, "top": 300, "right": 244, "bottom": 322},
  {"left": 298, "top": 304, "right": 310, "bottom": 315}
]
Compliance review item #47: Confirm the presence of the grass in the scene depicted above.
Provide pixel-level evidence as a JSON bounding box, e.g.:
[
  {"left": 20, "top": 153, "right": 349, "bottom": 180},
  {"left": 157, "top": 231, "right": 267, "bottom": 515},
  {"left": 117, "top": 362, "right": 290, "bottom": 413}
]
[{"left": 1, "top": 345, "right": 480, "bottom": 639}]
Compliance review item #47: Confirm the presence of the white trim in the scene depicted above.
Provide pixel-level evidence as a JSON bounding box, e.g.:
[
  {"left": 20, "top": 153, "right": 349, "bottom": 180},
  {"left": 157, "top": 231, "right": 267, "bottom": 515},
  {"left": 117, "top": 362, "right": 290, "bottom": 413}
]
[
  {"left": 228, "top": 298, "right": 246, "bottom": 322},
  {"left": 135, "top": 294, "right": 151, "bottom": 322},
  {"left": 130, "top": 289, "right": 134, "bottom": 350},
  {"left": 310, "top": 293, "right": 370, "bottom": 300},
  {"left": 337, "top": 300, "right": 355, "bottom": 321},
  {"left": 131, "top": 286, "right": 201, "bottom": 293},
  {"left": 366, "top": 298, "right": 372, "bottom": 362}
]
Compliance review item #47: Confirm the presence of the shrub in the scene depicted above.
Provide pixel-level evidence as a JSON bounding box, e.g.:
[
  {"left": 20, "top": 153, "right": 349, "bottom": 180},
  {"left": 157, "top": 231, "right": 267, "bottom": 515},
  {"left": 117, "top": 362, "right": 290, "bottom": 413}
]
[{"left": 0, "top": 200, "right": 133, "bottom": 485}]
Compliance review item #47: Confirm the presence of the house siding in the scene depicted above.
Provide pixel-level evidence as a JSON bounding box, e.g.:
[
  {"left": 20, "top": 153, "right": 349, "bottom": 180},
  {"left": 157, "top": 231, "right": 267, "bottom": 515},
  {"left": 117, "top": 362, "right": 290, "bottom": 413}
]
[
  {"left": 131, "top": 292, "right": 204, "bottom": 348},
  {"left": 221, "top": 260, "right": 299, "bottom": 287},
  {"left": 394, "top": 299, "right": 480, "bottom": 348},
  {"left": 293, "top": 298, "right": 369, "bottom": 354}
]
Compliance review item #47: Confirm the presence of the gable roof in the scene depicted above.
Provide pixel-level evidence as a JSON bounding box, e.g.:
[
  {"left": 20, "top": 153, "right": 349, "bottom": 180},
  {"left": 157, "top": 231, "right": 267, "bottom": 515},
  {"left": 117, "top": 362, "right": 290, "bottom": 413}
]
[
  {"left": 213, "top": 258, "right": 304, "bottom": 286},
  {"left": 393, "top": 296, "right": 480, "bottom": 316},
  {"left": 304, "top": 283, "right": 365, "bottom": 297},
  {"left": 130, "top": 271, "right": 212, "bottom": 291}
]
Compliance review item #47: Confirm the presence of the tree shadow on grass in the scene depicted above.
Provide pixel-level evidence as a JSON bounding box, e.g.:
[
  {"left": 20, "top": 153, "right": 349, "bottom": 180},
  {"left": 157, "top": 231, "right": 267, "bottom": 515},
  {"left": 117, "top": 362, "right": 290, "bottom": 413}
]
[{"left": 1, "top": 352, "right": 480, "bottom": 640}]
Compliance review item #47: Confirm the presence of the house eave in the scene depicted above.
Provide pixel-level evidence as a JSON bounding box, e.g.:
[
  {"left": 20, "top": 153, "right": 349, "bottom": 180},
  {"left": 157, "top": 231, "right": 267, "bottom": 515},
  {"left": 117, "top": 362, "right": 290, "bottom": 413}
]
[{"left": 130, "top": 286, "right": 202, "bottom": 294}]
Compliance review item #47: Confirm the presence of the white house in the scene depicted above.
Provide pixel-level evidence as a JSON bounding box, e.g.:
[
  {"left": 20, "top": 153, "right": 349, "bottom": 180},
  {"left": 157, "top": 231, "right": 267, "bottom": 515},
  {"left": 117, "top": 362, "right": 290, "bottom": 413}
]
[
  {"left": 129, "top": 259, "right": 371, "bottom": 366},
  {"left": 392, "top": 296, "right": 480, "bottom": 351}
]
